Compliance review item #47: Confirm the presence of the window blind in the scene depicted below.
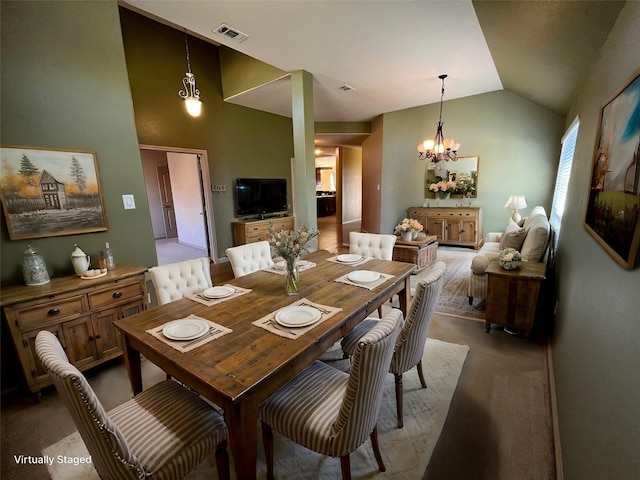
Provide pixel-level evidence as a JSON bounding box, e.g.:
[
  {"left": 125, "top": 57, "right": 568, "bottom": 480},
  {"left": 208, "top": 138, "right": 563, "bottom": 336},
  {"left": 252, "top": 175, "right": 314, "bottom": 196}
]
[{"left": 550, "top": 116, "right": 580, "bottom": 235}]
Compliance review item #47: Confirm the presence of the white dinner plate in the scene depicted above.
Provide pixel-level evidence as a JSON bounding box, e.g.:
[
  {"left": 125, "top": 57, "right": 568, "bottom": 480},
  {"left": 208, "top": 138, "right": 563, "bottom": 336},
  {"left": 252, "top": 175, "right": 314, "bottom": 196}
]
[
  {"left": 275, "top": 306, "right": 322, "bottom": 328},
  {"left": 336, "top": 254, "right": 362, "bottom": 264},
  {"left": 202, "top": 286, "right": 235, "bottom": 299},
  {"left": 274, "top": 260, "right": 311, "bottom": 270},
  {"left": 348, "top": 270, "right": 381, "bottom": 284},
  {"left": 162, "top": 319, "right": 209, "bottom": 341}
]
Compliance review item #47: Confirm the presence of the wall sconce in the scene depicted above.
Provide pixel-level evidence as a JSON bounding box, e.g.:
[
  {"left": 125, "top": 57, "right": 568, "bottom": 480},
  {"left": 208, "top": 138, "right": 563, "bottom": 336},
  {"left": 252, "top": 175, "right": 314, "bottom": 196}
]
[
  {"left": 505, "top": 195, "right": 527, "bottom": 223},
  {"left": 178, "top": 31, "right": 202, "bottom": 117}
]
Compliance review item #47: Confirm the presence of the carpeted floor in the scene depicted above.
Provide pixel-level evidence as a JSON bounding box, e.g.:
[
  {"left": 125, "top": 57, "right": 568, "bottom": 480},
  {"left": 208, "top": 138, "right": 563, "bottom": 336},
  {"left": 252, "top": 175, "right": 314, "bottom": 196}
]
[
  {"left": 43, "top": 339, "right": 469, "bottom": 480},
  {"left": 411, "top": 248, "right": 485, "bottom": 320}
]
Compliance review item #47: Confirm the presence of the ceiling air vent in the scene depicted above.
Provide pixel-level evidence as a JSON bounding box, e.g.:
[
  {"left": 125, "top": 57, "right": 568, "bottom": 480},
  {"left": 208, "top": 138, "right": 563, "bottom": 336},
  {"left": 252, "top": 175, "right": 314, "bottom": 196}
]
[{"left": 214, "top": 23, "right": 249, "bottom": 43}]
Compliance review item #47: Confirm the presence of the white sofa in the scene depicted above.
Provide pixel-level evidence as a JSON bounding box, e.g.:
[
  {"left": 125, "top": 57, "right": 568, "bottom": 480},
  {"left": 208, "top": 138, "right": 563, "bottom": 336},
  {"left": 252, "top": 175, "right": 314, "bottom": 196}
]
[{"left": 467, "top": 206, "right": 552, "bottom": 303}]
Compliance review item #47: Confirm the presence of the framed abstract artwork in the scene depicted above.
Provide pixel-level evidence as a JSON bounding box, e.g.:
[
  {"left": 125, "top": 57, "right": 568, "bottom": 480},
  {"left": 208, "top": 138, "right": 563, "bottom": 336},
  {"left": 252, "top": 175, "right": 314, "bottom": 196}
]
[
  {"left": 0, "top": 145, "right": 108, "bottom": 239},
  {"left": 584, "top": 72, "right": 640, "bottom": 269}
]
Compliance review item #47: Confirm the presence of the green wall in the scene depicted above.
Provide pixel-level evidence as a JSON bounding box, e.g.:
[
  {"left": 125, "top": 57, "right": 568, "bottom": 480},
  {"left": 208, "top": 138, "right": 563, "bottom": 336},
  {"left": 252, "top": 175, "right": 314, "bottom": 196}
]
[
  {"left": 118, "top": 8, "right": 294, "bottom": 255},
  {"left": 380, "top": 90, "right": 565, "bottom": 235},
  {"left": 0, "top": 1, "right": 156, "bottom": 285},
  {"left": 552, "top": 2, "right": 640, "bottom": 478}
]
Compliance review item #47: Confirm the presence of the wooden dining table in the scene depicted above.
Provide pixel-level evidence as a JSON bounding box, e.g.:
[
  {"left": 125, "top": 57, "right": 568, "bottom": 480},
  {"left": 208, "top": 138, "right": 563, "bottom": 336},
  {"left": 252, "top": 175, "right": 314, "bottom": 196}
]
[{"left": 114, "top": 249, "right": 415, "bottom": 480}]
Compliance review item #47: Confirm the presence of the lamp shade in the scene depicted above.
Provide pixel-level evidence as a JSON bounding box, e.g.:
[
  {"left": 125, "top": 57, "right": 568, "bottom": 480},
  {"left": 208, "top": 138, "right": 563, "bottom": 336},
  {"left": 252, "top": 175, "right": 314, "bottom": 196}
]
[{"left": 505, "top": 195, "right": 527, "bottom": 210}]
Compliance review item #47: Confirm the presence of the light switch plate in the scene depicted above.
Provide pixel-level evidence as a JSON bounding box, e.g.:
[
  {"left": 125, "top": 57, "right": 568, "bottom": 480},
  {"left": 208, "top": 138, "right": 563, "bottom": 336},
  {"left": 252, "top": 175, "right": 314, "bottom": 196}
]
[{"left": 122, "top": 194, "right": 136, "bottom": 210}]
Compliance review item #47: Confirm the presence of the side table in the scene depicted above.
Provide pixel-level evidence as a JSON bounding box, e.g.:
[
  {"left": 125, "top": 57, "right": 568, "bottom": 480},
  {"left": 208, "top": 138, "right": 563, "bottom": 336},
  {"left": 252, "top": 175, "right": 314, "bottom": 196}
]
[
  {"left": 392, "top": 235, "right": 438, "bottom": 273},
  {"left": 485, "top": 260, "right": 546, "bottom": 339}
]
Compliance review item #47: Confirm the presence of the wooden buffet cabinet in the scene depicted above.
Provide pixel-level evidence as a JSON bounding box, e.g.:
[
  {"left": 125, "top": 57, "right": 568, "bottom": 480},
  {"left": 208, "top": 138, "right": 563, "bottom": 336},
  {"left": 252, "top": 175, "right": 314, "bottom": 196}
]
[
  {"left": 1, "top": 264, "right": 147, "bottom": 394},
  {"left": 407, "top": 207, "right": 483, "bottom": 249},
  {"left": 232, "top": 216, "right": 295, "bottom": 245}
]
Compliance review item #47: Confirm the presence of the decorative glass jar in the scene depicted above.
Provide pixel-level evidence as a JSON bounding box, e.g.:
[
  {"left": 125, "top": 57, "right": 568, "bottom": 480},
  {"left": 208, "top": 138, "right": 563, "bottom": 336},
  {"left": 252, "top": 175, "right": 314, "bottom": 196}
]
[{"left": 22, "top": 244, "right": 50, "bottom": 286}]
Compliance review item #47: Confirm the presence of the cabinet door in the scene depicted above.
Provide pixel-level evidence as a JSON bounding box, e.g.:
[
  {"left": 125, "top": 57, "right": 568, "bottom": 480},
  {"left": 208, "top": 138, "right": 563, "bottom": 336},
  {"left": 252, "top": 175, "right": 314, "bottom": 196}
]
[
  {"left": 460, "top": 219, "right": 477, "bottom": 245},
  {"left": 91, "top": 308, "right": 122, "bottom": 359},
  {"left": 446, "top": 220, "right": 461, "bottom": 243},
  {"left": 62, "top": 316, "right": 98, "bottom": 369},
  {"left": 23, "top": 325, "right": 66, "bottom": 391},
  {"left": 426, "top": 218, "right": 444, "bottom": 242},
  {"left": 120, "top": 299, "right": 145, "bottom": 318}
]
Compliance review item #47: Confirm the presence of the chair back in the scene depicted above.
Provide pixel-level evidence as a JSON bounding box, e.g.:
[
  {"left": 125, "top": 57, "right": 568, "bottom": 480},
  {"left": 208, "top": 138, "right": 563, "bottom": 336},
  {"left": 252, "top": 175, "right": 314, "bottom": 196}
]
[
  {"left": 35, "top": 331, "right": 142, "bottom": 480},
  {"left": 148, "top": 257, "right": 212, "bottom": 305},
  {"left": 391, "top": 261, "right": 446, "bottom": 374},
  {"left": 349, "top": 232, "right": 396, "bottom": 260},
  {"left": 225, "top": 241, "right": 274, "bottom": 277},
  {"left": 331, "top": 309, "right": 402, "bottom": 455}
]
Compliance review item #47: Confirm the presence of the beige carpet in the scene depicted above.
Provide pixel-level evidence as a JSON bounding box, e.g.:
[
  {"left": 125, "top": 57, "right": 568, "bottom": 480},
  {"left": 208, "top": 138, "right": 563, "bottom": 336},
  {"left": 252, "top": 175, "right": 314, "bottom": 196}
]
[
  {"left": 412, "top": 249, "right": 485, "bottom": 320},
  {"left": 43, "top": 339, "right": 469, "bottom": 480}
]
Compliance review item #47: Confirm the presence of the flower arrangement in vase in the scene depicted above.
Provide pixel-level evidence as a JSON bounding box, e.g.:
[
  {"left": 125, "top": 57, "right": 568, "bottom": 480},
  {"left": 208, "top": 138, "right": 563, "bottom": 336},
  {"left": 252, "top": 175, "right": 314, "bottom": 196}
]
[
  {"left": 428, "top": 180, "right": 456, "bottom": 199},
  {"left": 268, "top": 222, "right": 319, "bottom": 294},
  {"left": 498, "top": 248, "right": 522, "bottom": 270},
  {"left": 394, "top": 218, "right": 423, "bottom": 241}
]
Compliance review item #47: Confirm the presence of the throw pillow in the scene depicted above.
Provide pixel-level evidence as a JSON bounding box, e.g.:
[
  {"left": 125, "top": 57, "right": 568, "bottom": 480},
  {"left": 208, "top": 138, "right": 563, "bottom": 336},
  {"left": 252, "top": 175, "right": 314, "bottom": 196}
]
[{"left": 499, "top": 218, "right": 525, "bottom": 251}]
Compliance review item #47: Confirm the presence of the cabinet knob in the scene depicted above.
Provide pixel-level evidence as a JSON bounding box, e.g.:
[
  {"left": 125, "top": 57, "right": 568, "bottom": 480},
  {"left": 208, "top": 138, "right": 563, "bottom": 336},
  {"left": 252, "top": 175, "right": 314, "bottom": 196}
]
[
  {"left": 89, "top": 335, "right": 94, "bottom": 341},
  {"left": 112, "top": 291, "right": 123, "bottom": 298},
  {"left": 95, "top": 334, "right": 101, "bottom": 339},
  {"left": 48, "top": 308, "right": 60, "bottom": 316}
]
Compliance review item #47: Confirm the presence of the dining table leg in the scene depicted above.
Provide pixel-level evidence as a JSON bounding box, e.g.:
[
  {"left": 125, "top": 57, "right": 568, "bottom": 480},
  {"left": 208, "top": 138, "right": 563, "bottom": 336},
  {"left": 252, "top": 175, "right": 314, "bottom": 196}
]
[
  {"left": 398, "top": 276, "right": 411, "bottom": 317},
  {"left": 225, "top": 398, "right": 259, "bottom": 480},
  {"left": 121, "top": 334, "right": 143, "bottom": 395}
]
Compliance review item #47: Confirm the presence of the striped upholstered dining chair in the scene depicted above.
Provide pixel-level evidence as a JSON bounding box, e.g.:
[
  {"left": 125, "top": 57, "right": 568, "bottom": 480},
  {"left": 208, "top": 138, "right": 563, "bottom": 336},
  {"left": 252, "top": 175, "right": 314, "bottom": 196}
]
[
  {"left": 258, "top": 309, "right": 402, "bottom": 480},
  {"left": 35, "top": 330, "right": 230, "bottom": 480},
  {"left": 341, "top": 261, "right": 446, "bottom": 428}
]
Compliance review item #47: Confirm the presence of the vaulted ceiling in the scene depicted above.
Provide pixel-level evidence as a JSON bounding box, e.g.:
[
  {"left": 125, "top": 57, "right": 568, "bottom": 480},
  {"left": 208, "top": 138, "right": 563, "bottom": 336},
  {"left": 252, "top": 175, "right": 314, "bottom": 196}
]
[{"left": 122, "top": 0, "right": 625, "bottom": 149}]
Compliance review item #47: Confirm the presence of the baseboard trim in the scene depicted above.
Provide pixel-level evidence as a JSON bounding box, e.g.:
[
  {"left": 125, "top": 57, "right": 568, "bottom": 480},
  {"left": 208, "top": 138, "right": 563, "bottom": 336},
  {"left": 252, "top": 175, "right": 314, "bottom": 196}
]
[{"left": 546, "top": 338, "right": 564, "bottom": 480}]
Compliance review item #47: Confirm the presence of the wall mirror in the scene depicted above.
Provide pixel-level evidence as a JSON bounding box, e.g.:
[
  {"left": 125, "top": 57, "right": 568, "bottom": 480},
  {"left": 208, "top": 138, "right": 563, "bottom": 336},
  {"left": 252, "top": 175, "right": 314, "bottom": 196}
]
[{"left": 424, "top": 155, "right": 479, "bottom": 198}]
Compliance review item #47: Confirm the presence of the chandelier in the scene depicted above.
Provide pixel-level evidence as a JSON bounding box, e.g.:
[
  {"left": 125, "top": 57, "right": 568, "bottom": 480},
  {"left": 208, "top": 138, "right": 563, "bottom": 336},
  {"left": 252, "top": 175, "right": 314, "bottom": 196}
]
[
  {"left": 178, "top": 31, "right": 202, "bottom": 117},
  {"left": 417, "top": 74, "right": 460, "bottom": 162}
]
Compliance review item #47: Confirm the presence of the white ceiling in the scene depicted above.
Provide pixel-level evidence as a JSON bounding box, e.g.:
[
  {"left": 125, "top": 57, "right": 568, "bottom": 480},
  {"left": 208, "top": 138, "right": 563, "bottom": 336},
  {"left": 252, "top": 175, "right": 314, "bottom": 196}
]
[
  {"left": 121, "top": 0, "right": 624, "bottom": 152},
  {"left": 122, "top": 0, "right": 502, "bottom": 122}
]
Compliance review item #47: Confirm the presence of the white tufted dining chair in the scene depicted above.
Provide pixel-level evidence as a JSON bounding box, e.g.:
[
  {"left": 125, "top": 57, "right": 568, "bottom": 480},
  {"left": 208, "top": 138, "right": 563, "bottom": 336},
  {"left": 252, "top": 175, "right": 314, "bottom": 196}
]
[
  {"left": 349, "top": 231, "right": 396, "bottom": 260},
  {"left": 148, "top": 257, "right": 212, "bottom": 305},
  {"left": 349, "top": 232, "right": 397, "bottom": 317},
  {"left": 35, "top": 330, "right": 230, "bottom": 480},
  {"left": 341, "top": 261, "right": 446, "bottom": 428},
  {"left": 258, "top": 309, "right": 402, "bottom": 480},
  {"left": 225, "top": 240, "right": 274, "bottom": 278}
]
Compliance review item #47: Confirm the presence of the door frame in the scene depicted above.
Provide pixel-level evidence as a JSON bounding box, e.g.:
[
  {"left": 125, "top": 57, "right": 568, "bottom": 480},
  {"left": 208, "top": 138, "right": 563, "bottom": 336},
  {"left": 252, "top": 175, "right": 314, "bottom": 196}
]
[{"left": 140, "top": 144, "right": 219, "bottom": 263}]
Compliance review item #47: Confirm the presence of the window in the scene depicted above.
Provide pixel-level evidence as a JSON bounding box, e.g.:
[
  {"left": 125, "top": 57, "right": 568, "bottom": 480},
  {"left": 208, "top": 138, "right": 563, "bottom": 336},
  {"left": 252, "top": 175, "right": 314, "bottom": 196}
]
[{"left": 550, "top": 116, "right": 580, "bottom": 236}]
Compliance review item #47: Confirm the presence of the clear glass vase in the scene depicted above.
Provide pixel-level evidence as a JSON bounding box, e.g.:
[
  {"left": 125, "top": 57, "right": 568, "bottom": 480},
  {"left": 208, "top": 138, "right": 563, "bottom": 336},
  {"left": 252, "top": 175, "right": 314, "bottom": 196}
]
[{"left": 284, "top": 257, "right": 300, "bottom": 295}]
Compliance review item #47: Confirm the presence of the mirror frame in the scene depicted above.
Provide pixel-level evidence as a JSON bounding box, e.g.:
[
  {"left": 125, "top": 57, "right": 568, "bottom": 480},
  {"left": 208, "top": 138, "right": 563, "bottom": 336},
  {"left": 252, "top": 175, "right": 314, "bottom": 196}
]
[{"left": 424, "top": 155, "right": 479, "bottom": 198}]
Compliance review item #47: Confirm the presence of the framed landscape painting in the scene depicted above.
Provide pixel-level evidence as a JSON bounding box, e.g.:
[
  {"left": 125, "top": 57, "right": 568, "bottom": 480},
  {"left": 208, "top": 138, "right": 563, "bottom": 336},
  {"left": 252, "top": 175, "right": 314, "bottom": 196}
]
[
  {"left": 0, "top": 145, "right": 108, "bottom": 240},
  {"left": 584, "top": 72, "right": 640, "bottom": 269}
]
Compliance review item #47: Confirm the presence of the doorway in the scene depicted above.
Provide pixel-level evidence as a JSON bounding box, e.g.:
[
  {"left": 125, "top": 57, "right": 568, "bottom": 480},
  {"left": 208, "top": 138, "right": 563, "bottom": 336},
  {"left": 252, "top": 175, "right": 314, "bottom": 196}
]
[{"left": 140, "top": 145, "right": 218, "bottom": 266}]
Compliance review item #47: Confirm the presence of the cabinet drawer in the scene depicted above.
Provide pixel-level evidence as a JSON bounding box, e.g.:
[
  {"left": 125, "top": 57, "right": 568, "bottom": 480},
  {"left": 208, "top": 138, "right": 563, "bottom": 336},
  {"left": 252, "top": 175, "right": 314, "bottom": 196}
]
[
  {"left": 247, "top": 233, "right": 271, "bottom": 243},
  {"left": 270, "top": 218, "right": 294, "bottom": 231},
  {"left": 88, "top": 282, "right": 143, "bottom": 310},
  {"left": 15, "top": 296, "right": 87, "bottom": 328}
]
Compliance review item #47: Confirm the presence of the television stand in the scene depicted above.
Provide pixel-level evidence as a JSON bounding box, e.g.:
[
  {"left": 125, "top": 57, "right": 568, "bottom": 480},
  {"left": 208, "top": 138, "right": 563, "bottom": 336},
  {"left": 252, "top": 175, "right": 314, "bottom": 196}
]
[{"left": 231, "top": 216, "right": 294, "bottom": 246}]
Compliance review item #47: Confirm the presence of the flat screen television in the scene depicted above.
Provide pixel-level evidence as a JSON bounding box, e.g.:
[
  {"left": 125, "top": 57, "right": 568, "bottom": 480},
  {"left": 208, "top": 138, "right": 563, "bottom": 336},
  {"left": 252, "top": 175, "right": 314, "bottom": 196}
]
[{"left": 235, "top": 178, "right": 288, "bottom": 217}]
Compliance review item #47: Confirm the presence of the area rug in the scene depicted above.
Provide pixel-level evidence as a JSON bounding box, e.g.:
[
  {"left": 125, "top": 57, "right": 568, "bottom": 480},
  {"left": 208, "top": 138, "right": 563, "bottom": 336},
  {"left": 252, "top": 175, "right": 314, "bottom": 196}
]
[
  {"left": 43, "top": 338, "right": 469, "bottom": 480},
  {"left": 411, "top": 248, "right": 486, "bottom": 320}
]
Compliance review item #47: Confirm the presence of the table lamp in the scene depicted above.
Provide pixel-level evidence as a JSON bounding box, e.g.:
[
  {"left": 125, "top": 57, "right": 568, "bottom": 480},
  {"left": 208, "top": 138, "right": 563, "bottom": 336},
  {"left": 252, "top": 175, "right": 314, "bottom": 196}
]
[{"left": 505, "top": 195, "right": 527, "bottom": 223}]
